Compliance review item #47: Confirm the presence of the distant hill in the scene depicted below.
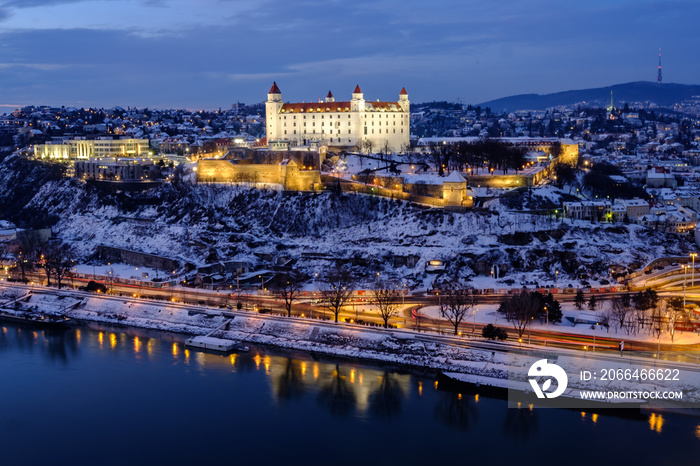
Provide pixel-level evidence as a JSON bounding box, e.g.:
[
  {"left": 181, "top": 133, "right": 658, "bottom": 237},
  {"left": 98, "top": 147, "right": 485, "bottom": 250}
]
[{"left": 477, "top": 81, "right": 700, "bottom": 113}]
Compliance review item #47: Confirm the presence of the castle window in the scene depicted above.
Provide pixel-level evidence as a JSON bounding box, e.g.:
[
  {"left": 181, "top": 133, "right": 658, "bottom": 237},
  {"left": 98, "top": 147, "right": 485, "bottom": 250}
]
[
  {"left": 372, "top": 129, "right": 374, "bottom": 134},
  {"left": 364, "top": 127, "right": 367, "bottom": 135},
  {"left": 294, "top": 130, "right": 297, "bottom": 134},
  {"left": 348, "top": 130, "right": 351, "bottom": 134},
  {"left": 284, "top": 130, "right": 287, "bottom": 134}
]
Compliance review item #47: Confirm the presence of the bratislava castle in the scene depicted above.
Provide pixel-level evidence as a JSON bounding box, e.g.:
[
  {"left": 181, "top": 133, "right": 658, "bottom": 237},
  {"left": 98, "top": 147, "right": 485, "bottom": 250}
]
[{"left": 265, "top": 82, "right": 410, "bottom": 152}]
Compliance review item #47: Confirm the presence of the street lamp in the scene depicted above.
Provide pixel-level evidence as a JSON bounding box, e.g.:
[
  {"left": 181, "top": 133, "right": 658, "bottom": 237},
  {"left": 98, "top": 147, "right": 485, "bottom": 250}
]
[
  {"left": 690, "top": 253, "right": 697, "bottom": 289},
  {"left": 683, "top": 264, "right": 688, "bottom": 310}
]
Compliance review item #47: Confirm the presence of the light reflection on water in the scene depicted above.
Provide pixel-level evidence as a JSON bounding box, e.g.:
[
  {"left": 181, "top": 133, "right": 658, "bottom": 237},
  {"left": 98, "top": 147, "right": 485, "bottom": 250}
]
[{"left": 0, "top": 322, "right": 698, "bottom": 465}]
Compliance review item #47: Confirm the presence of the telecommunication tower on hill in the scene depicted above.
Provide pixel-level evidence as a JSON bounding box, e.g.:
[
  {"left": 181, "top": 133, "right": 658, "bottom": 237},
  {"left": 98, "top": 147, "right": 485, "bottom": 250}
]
[{"left": 657, "top": 49, "right": 662, "bottom": 84}]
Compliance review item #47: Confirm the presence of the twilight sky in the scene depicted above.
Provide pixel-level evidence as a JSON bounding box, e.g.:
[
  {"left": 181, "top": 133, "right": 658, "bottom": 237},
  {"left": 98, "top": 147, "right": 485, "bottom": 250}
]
[{"left": 0, "top": 0, "right": 698, "bottom": 110}]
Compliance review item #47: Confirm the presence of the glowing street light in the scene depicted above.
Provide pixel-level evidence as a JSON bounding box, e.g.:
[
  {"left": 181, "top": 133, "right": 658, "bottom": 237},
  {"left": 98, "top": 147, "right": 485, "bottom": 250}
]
[
  {"left": 690, "top": 253, "right": 697, "bottom": 289},
  {"left": 683, "top": 264, "right": 688, "bottom": 310}
]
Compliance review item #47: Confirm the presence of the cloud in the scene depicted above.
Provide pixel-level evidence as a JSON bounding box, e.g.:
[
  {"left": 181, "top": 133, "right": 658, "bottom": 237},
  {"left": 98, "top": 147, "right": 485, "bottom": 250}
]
[
  {"left": 0, "top": 62, "right": 74, "bottom": 70},
  {"left": 0, "top": 0, "right": 698, "bottom": 109},
  {"left": 0, "top": 0, "right": 91, "bottom": 7}
]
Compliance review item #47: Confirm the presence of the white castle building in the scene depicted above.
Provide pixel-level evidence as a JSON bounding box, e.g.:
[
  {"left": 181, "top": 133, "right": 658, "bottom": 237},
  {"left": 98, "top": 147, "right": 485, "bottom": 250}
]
[{"left": 265, "top": 82, "right": 410, "bottom": 152}]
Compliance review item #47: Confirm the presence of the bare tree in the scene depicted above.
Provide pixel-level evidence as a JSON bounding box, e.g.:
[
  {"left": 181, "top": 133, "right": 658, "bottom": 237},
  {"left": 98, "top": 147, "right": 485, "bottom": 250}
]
[
  {"left": 664, "top": 297, "right": 686, "bottom": 343},
  {"left": 273, "top": 271, "right": 305, "bottom": 317},
  {"left": 372, "top": 278, "right": 400, "bottom": 328},
  {"left": 360, "top": 138, "right": 374, "bottom": 155},
  {"left": 498, "top": 290, "right": 540, "bottom": 340},
  {"left": 43, "top": 242, "right": 76, "bottom": 290},
  {"left": 318, "top": 266, "right": 355, "bottom": 323},
  {"left": 650, "top": 300, "right": 667, "bottom": 342},
  {"left": 632, "top": 288, "right": 658, "bottom": 333},
  {"left": 439, "top": 285, "right": 474, "bottom": 335},
  {"left": 12, "top": 230, "right": 44, "bottom": 282},
  {"left": 380, "top": 140, "right": 390, "bottom": 160},
  {"left": 609, "top": 295, "right": 632, "bottom": 334}
]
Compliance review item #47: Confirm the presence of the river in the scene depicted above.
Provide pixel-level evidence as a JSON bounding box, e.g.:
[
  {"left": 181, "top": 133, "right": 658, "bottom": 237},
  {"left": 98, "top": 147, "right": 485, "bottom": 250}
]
[{"left": 0, "top": 322, "right": 698, "bottom": 465}]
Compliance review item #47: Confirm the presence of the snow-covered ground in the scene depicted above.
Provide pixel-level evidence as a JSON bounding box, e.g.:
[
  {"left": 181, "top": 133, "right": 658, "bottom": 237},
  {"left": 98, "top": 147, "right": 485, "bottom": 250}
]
[
  {"left": 4, "top": 284, "right": 699, "bottom": 407},
  {"left": 1, "top": 154, "right": 695, "bottom": 295},
  {"left": 334, "top": 153, "right": 544, "bottom": 179},
  {"left": 419, "top": 302, "right": 700, "bottom": 345},
  {"left": 21, "top": 179, "right": 691, "bottom": 292},
  {"left": 73, "top": 263, "right": 165, "bottom": 281}
]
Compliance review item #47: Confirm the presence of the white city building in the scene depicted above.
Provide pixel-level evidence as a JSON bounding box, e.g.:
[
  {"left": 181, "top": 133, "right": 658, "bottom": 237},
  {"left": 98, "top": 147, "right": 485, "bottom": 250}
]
[
  {"left": 265, "top": 82, "right": 410, "bottom": 152},
  {"left": 34, "top": 137, "right": 149, "bottom": 161}
]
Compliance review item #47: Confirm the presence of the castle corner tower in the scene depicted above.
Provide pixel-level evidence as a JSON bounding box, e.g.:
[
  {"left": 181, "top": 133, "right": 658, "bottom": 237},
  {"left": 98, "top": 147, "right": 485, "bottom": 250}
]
[
  {"left": 266, "top": 82, "right": 283, "bottom": 141},
  {"left": 399, "top": 87, "right": 409, "bottom": 112}
]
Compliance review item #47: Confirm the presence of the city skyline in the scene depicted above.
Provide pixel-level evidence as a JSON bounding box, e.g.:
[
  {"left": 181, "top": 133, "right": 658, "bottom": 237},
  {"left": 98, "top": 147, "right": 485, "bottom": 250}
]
[{"left": 0, "top": 0, "right": 699, "bottom": 109}]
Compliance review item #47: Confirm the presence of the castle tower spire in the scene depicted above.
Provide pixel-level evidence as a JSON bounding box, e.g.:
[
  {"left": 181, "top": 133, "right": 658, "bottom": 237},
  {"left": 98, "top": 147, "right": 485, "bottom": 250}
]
[
  {"left": 398, "top": 87, "right": 409, "bottom": 112},
  {"left": 351, "top": 85, "right": 364, "bottom": 112},
  {"left": 266, "top": 82, "right": 284, "bottom": 143}
]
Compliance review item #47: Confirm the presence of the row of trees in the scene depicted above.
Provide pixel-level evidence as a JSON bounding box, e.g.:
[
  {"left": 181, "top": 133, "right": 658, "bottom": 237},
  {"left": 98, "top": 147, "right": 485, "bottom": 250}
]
[
  {"left": 422, "top": 140, "right": 527, "bottom": 176},
  {"left": 4, "top": 232, "right": 76, "bottom": 290},
  {"left": 605, "top": 289, "right": 686, "bottom": 341},
  {"left": 271, "top": 267, "right": 402, "bottom": 329},
  {"left": 273, "top": 267, "right": 496, "bottom": 334},
  {"left": 355, "top": 139, "right": 530, "bottom": 177},
  {"left": 498, "top": 291, "right": 563, "bottom": 339}
]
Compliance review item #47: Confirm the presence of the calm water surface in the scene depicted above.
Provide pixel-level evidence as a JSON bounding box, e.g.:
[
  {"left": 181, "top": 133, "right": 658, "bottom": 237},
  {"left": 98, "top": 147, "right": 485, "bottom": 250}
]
[{"left": 1, "top": 322, "right": 699, "bottom": 466}]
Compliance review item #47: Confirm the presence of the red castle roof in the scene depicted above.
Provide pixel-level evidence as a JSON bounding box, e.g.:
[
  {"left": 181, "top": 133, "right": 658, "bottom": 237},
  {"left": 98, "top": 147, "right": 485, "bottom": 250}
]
[
  {"left": 268, "top": 82, "right": 281, "bottom": 94},
  {"left": 400, "top": 87, "right": 408, "bottom": 95},
  {"left": 327, "top": 90, "right": 333, "bottom": 98},
  {"left": 353, "top": 85, "right": 362, "bottom": 94},
  {"left": 279, "top": 101, "right": 401, "bottom": 114}
]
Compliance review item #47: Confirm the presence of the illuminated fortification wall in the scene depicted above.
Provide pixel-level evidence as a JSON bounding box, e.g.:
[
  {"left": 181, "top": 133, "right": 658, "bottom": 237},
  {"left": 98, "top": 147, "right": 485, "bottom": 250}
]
[{"left": 197, "top": 159, "right": 321, "bottom": 191}]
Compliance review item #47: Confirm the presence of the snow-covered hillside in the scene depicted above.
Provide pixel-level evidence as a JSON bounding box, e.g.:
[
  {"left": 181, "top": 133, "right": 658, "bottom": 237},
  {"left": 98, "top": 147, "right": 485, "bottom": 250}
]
[{"left": 1, "top": 158, "right": 694, "bottom": 290}]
